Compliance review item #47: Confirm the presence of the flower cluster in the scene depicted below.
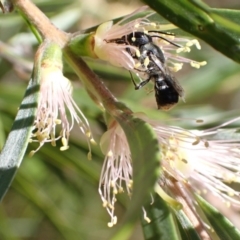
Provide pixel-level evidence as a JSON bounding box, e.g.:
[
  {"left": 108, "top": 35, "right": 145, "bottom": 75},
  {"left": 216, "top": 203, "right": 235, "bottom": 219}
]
[
  {"left": 29, "top": 60, "right": 94, "bottom": 156},
  {"left": 99, "top": 115, "right": 240, "bottom": 232},
  {"left": 99, "top": 120, "right": 132, "bottom": 227},
  {"left": 150, "top": 117, "right": 240, "bottom": 207},
  {"left": 94, "top": 5, "right": 206, "bottom": 74}
]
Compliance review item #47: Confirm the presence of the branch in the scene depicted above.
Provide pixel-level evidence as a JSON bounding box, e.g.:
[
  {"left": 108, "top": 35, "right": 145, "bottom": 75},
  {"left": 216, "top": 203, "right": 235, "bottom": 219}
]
[{"left": 11, "top": 0, "right": 69, "bottom": 46}]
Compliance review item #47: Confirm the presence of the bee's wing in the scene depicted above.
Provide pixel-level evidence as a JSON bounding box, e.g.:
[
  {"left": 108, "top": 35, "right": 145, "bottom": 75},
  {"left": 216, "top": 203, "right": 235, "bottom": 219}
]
[
  {"left": 164, "top": 68, "right": 184, "bottom": 98},
  {"left": 150, "top": 53, "right": 184, "bottom": 98},
  {"left": 149, "top": 53, "right": 165, "bottom": 73}
]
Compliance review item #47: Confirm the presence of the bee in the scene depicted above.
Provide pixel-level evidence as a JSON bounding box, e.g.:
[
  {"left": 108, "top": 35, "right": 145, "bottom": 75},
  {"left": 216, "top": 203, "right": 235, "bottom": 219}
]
[
  {"left": 106, "top": 31, "right": 184, "bottom": 110},
  {"left": 133, "top": 60, "right": 183, "bottom": 110}
]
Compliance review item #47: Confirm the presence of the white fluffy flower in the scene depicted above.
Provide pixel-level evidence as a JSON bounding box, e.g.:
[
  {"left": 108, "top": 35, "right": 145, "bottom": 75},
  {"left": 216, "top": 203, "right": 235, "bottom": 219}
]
[
  {"left": 29, "top": 60, "right": 94, "bottom": 156},
  {"left": 98, "top": 115, "right": 240, "bottom": 231},
  {"left": 94, "top": 6, "right": 206, "bottom": 73}
]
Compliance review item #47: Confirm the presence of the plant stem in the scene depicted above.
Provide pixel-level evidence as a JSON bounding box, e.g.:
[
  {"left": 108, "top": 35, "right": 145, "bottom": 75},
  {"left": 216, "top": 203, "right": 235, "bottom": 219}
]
[
  {"left": 11, "top": 0, "right": 69, "bottom": 46},
  {"left": 65, "top": 49, "right": 132, "bottom": 116}
]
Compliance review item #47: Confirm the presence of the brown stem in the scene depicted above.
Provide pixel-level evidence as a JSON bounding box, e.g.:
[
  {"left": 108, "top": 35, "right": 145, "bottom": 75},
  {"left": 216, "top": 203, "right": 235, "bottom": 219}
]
[
  {"left": 64, "top": 49, "right": 131, "bottom": 115},
  {"left": 11, "top": 0, "right": 69, "bottom": 46}
]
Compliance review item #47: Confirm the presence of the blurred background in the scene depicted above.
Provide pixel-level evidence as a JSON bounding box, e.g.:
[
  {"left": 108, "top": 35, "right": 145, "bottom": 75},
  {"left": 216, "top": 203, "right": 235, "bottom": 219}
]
[{"left": 1, "top": 0, "right": 240, "bottom": 239}]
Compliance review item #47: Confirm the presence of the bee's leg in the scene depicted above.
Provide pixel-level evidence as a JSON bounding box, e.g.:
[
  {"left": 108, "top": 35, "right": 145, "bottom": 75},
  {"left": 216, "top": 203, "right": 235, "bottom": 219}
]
[
  {"left": 136, "top": 77, "right": 151, "bottom": 89},
  {"left": 129, "top": 71, "right": 151, "bottom": 90},
  {"left": 129, "top": 71, "right": 139, "bottom": 89}
]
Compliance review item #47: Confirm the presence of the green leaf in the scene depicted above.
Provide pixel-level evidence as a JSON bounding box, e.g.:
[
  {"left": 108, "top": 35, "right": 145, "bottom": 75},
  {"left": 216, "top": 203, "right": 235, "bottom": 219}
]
[
  {"left": 0, "top": 77, "right": 39, "bottom": 201},
  {"left": 196, "top": 195, "right": 240, "bottom": 240},
  {"left": 173, "top": 209, "right": 202, "bottom": 240},
  {"left": 111, "top": 113, "right": 161, "bottom": 240},
  {"left": 211, "top": 8, "right": 240, "bottom": 25},
  {"left": 142, "top": 0, "right": 240, "bottom": 63},
  {"left": 142, "top": 194, "right": 180, "bottom": 240},
  {"left": 13, "top": 169, "right": 77, "bottom": 240}
]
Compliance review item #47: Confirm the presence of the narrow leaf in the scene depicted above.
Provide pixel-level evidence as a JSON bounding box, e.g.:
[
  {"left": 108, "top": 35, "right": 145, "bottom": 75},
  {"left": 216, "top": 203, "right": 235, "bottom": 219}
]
[
  {"left": 212, "top": 8, "right": 240, "bottom": 25},
  {"left": 196, "top": 195, "right": 240, "bottom": 240},
  {"left": 143, "top": 0, "right": 240, "bottom": 63},
  {"left": 142, "top": 194, "right": 180, "bottom": 240},
  {"left": 0, "top": 78, "right": 39, "bottom": 201},
  {"left": 173, "top": 209, "right": 202, "bottom": 240}
]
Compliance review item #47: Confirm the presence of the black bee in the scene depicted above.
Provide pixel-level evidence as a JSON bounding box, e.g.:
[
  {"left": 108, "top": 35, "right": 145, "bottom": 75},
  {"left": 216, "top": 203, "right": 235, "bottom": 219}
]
[
  {"left": 106, "top": 31, "right": 184, "bottom": 110},
  {"left": 154, "top": 71, "right": 183, "bottom": 110},
  {"left": 134, "top": 60, "right": 183, "bottom": 110}
]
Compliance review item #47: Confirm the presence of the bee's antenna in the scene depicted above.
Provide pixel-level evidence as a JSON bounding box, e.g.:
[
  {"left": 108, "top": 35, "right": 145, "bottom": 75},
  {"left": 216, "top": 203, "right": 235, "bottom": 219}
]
[{"left": 150, "top": 34, "right": 181, "bottom": 48}]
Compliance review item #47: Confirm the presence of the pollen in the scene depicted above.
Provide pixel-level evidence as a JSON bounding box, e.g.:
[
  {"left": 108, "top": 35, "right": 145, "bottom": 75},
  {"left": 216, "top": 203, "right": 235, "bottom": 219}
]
[
  {"left": 228, "top": 191, "right": 236, "bottom": 197},
  {"left": 107, "top": 150, "right": 113, "bottom": 157},
  {"left": 29, "top": 150, "right": 36, "bottom": 157},
  {"left": 127, "top": 180, "right": 133, "bottom": 189},
  {"left": 118, "top": 187, "right": 124, "bottom": 193},
  {"left": 144, "top": 56, "right": 150, "bottom": 67},
  {"left": 108, "top": 203, "right": 114, "bottom": 210},
  {"left": 60, "top": 146, "right": 69, "bottom": 151},
  {"left": 90, "top": 138, "right": 97, "bottom": 145},
  {"left": 55, "top": 119, "right": 61, "bottom": 124},
  {"left": 134, "top": 62, "right": 141, "bottom": 68},
  {"left": 144, "top": 216, "right": 151, "bottom": 223},
  {"left": 107, "top": 222, "right": 113, "bottom": 228},
  {"left": 192, "top": 137, "right": 201, "bottom": 145},
  {"left": 181, "top": 158, "right": 188, "bottom": 164},
  {"left": 107, "top": 216, "right": 117, "bottom": 227},
  {"left": 176, "top": 46, "right": 190, "bottom": 53},
  {"left": 142, "top": 207, "right": 151, "bottom": 223},
  {"left": 51, "top": 139, "right": 56, "bottom": 147},
  {"left": 150, "top": 22, "right": 157, "bottom": 27},
  {"left": 87, "top": 152, "right": 92, "bottom": 160},
  {"left": 186, "top": 39, "right": 201, "bottom": 49},
  {"left": 110, "top": 180, "right": 115, "bottom": 188},
  {"left": 171, "top": 63, "right": 183, "bottom": 72},
  {"left": 134, "top": 23, "right": 140, "bottom": 28},
  {"left": 135, "top": 49, "right": 141, "bottom": 58},
  {"left": 131, "top": 36, "right": 136, "bottom": 42},
  {"left": 113, "top": 216, "right": 117, "bottom": 224},
  {"left": 60, "top": 137, "right": 69, "bottom": 151},
  {"left": 113, "top": 188, "right": 118, "bottom": 194},
  {"left": 200, "top": 61, "right": 207, "bottom": 66},
  {"left": 85, "top": 131, "right": 92, "bottom": 138},
  {"left": 190, "top": 61, "right": 204, "bottom": 69},
  {"left": 204, "top": 141, "right": 209, "bottom": 148},
  {"left": 102, "top": 200, "right": 108, "bottom": 208},
  {"left": 61, "top": 137, "right": 68, "bottom": 146}
]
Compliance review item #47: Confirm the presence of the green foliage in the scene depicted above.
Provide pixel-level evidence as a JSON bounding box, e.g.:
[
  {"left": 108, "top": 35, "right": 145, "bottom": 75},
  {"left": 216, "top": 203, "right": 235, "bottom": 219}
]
[
  {"left": 142, "top": 195, "right": 180, "bottom": 240},
  {"left": 196, "top": 195, "right": 240, "bottom": 240},
  {"left": 142, "top": 0, "right": 240, "bottom": 63},
  {"left": 0, "top": 77, "right": 39, "bottom": 201}
]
